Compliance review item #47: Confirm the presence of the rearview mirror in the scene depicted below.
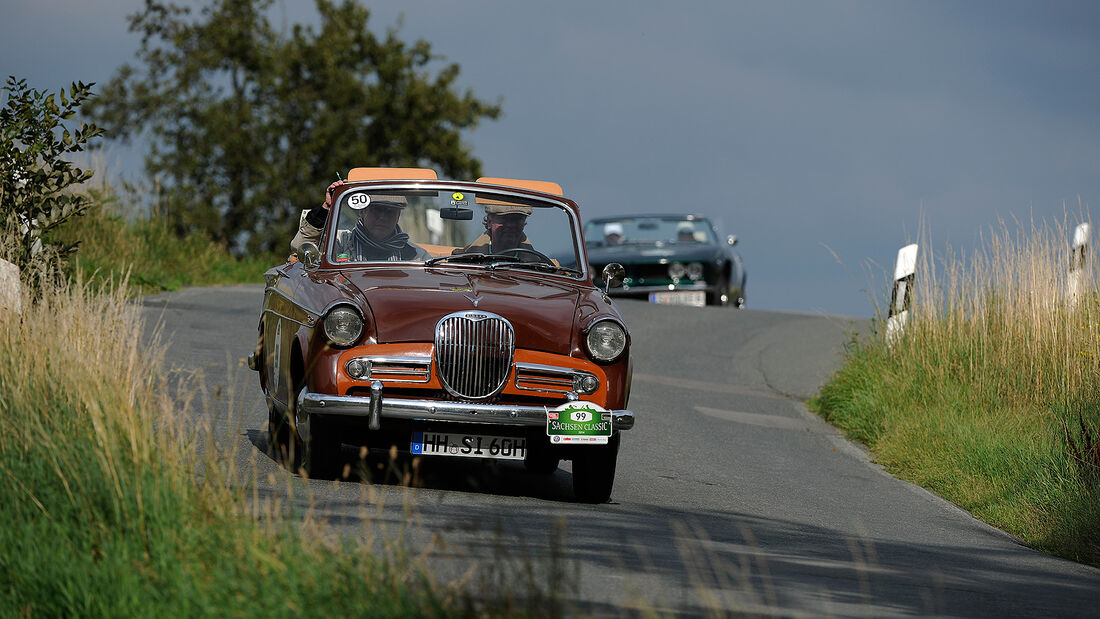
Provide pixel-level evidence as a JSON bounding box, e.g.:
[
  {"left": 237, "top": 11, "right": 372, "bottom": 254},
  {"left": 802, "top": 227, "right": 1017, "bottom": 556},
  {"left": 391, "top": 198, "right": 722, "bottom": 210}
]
[
  {"left": 602, "top": 263, "right": 626, "bottom": 292},
  {"left": 297, "top": 242, "right": 321, "bottom": 268},
  {"left": 440, "top": 207, "right": 474, "bottom": 221}
]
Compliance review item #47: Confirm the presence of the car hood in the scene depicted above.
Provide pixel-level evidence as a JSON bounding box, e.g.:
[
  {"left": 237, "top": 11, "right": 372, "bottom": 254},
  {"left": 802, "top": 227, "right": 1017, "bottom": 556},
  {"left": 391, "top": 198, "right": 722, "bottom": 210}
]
[
  {"left": 339, "top": 268, "right": 582, "bottom": 354},
  {"left": 587, "top": 243, "right": 719, "bottom": 264}
]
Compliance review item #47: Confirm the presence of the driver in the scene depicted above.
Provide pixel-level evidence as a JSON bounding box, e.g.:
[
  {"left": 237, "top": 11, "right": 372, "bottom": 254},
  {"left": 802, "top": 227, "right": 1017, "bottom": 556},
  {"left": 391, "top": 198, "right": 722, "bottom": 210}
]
[
  {"left": 334, "top": 194, "right": 431, "bottom": 262},
  {"left": 603, "top": 222, "right": 625, "bottom": 245},
  {"left": 453, "top": 203, "right": 538, "bottom": 258}
]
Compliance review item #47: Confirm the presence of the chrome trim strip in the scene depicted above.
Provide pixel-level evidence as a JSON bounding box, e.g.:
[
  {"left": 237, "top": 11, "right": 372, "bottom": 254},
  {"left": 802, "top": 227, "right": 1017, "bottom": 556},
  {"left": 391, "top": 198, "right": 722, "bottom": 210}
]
[
  {"left": 260, "top": 307, "right": 312, "bottom": 328},
  {"left": 263, "top": 287, "right": 321, "bottom": 324},
  {"left": 298, "top": 388, "right": 634, "bottom": 431}
]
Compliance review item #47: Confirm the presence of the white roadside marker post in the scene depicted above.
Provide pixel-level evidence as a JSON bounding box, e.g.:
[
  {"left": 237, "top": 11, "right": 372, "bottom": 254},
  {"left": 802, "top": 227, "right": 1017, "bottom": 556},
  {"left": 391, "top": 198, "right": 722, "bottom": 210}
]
[
  {"left": 0, "top": 258, "right": 21, "bottom": 318},
  {"left": 886, "top": 244, "right": 918, "bottom": 347},
  {"left": 1068, "top": 223, "right": 1089, "bottom": 302}
]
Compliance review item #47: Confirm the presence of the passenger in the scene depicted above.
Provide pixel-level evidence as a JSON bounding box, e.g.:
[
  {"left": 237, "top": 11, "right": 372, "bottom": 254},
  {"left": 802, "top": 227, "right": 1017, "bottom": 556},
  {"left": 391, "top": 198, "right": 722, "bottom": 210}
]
[
  {"left": 453, "top": 203, "right": 537, "bottom": 257},
  {"left": 332, "top": 194, "right": 431, "bottom": 262},
  {"left": 603, "top": 222, "right": 625, "bottom": 245},
  {"left": 290, "top": 179, "right": 345, "bottom": 255},
  {"left": 676, "top": 222, "right": 697, "bottom": 243}
]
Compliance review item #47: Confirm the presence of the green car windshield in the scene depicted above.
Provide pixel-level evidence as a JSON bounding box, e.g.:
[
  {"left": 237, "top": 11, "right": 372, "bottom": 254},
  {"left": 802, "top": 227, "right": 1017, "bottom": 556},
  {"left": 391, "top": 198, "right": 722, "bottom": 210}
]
[{"left": 584, "top": 216, "right": 718, "bottom": 247}]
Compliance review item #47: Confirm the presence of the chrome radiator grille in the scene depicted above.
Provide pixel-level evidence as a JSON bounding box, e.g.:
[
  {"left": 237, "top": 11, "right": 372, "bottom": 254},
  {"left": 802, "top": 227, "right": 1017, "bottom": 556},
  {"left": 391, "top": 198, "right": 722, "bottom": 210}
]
[{"left": 434, "top": 311, "right": 515, "bottom": 400}]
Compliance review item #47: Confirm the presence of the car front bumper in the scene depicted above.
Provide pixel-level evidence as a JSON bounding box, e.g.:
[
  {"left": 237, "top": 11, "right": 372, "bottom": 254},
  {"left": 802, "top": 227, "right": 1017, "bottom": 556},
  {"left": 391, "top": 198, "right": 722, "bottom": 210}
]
[{"left": 297, "top": 383, "right": 635, "bottom": 432}]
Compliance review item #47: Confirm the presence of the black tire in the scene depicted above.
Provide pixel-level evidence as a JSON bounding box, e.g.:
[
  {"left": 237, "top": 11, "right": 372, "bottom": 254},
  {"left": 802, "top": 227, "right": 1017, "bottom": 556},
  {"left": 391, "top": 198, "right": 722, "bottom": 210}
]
[
  {"left": 267, "top": 403, "right": 302, "bottom": 470},
  {"left": 571, "top": 434, "right": 620, "bottom": 503},
  {"left": 306, "top": 417, "right": 343, "bottom": 480},
  {"left": 708, "top": 274, "right": 730, "bottom": 306}
]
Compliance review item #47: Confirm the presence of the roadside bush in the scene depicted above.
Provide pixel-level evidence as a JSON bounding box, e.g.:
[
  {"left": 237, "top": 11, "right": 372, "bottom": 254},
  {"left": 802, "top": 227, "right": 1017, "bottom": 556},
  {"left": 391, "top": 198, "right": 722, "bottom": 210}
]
[{"left": 0, "top": 76, "right": 103, "bottom": 290}]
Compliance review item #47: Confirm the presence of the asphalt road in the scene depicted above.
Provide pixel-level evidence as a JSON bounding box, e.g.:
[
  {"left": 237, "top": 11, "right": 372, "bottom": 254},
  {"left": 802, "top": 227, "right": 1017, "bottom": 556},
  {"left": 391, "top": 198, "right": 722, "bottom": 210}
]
[{"left": 142, "top": 284, "right": 1100, "bottom": 617}]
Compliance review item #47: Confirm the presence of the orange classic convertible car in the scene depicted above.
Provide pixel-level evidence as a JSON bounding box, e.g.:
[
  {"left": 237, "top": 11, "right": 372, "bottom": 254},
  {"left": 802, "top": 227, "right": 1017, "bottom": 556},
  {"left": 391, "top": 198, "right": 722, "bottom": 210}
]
[{"left": 249, "top": 168, "right": 634, "bottom": 502}]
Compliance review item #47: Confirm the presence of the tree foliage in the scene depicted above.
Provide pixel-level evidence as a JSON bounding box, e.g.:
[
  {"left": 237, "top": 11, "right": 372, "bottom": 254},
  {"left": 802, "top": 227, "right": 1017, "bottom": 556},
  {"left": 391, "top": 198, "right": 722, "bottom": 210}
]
[
  {"left": 1, "top": 76, "right": 104, "bottom": 288},
  {"left": 89, "top": 0, "right": 501, "bottom": 254}
]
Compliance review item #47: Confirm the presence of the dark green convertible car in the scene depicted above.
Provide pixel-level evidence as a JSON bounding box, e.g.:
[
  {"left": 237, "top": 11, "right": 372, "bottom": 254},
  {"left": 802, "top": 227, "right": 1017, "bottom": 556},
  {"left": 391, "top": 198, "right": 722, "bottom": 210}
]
[{"left": 583, "top": 214, "right": 746, "bottom": 308}]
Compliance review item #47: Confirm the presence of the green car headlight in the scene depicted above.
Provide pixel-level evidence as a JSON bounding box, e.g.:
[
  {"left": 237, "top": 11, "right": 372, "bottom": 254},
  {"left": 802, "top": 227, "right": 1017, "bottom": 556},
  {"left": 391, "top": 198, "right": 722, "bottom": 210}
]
[
  {"left": 668, "top": 262, "right": 687, "bottom": 281},
  {"left": 585, "top": 320, "right": 627, "bottom": 363},
  {"left": 686, "top": 262, "right": 704, "bottom": 281}
]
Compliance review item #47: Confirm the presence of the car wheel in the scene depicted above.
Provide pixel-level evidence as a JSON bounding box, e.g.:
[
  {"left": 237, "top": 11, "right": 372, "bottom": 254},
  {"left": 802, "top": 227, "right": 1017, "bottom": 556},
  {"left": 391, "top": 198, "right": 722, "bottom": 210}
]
[
  {"left": 571, "top": 434, "right": 620, "bottom": 503},
  {"left": 708, "top": 274, "right": 730, "bottom": 306},
  {"left": 306, "top": 417, "right": 343, "bottom": 480},
  {"left": 267, "top": 403, "right": 302, "bottom": 470}
]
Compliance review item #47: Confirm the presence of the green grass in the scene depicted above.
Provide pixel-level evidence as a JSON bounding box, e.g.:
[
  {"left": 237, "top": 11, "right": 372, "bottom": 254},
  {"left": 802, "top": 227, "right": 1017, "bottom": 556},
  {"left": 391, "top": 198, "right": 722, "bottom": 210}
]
[
  {"left": 53, "top": 188, "right": 280, "bottom": 293},
  {"left": 812, "top": 220, "right": 1100, "bottom": 566},
  {"left": 0, "top": 276, "right": 476, "bottom": 616}
]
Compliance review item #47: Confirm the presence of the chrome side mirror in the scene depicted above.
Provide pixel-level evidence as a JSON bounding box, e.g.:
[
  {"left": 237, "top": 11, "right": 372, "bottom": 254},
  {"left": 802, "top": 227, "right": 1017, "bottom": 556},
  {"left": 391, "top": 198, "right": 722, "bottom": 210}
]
[
  {"left": 727, "top": 235, "right": 738, "bottom": 247},
  {"left": 297, "top": 241, "right": 321, "bottom": 268},
  {"left": 602, "top": 263, "right": 626, "bottom": 292}
]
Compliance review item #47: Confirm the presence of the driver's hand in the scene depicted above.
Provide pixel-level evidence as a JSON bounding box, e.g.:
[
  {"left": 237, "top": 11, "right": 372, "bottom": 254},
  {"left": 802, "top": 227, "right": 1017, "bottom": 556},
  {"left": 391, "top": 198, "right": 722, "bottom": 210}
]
[{"left": 324, "top": 179, "right": 347, "bottom": 209}]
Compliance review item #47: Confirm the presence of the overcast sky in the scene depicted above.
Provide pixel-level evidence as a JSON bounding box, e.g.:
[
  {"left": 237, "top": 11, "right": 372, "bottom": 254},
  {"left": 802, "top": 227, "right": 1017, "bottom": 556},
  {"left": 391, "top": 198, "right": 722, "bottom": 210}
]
[{"left": 4, "top": 1, "right": 1099, "bottom": 317}]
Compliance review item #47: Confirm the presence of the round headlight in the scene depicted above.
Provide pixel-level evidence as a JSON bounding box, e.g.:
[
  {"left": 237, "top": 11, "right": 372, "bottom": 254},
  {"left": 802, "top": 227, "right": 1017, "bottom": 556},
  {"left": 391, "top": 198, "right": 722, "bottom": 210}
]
[
  {"left": 668, "top": 262, "right": 687, "bottom": 281},
  {"left": 686, "top": 262, "right": 704, "bottom": 280},
  {"left": 323, "top": 306, "right": 363, "bottom": 347},
  {"left": 585, "top": 320, "right": 627, "bottom": 363}
]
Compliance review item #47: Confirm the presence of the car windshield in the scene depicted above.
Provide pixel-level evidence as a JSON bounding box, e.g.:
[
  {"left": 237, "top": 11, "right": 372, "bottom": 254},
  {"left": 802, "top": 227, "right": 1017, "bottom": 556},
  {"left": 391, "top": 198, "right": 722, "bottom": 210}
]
[
  {"left": 327, "top": 185, "right": 582, "bottom": 275},
  {"left": 584, "top": 217, "right": 717, "bottom": 248}
]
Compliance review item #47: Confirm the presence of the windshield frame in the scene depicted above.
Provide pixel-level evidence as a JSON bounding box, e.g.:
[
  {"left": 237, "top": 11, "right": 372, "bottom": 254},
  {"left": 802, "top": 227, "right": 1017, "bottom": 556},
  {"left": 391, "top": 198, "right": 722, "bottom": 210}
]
[{"left": 320, "top": 181, "right": 589, "bottom": 282}]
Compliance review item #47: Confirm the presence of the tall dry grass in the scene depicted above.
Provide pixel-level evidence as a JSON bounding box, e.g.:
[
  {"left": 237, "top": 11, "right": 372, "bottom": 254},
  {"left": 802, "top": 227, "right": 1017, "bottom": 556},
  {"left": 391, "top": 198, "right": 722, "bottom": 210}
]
[
  {"left": 815, "top": 215, "right": 1100, "bottom": 565},
  {"left": 0, "top": 270, "right": 466, "bottom": 615},
  {"left": 908, "top": 217, "right": 1100, "bottom": 406}
]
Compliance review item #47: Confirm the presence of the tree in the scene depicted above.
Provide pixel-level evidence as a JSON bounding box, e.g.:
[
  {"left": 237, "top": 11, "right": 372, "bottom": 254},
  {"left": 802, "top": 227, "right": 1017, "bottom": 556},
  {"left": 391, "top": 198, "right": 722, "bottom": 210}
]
[
  {"left": 89, "top": 0, "right": 501, "bottom": 254},
  {"left": 0, "top": 77, "right": 104, "bottom": 288}
]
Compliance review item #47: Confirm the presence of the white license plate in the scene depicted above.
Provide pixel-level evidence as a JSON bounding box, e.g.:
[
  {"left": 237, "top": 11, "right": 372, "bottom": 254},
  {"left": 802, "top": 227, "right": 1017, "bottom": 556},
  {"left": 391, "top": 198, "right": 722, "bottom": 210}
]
[
  {"left": 649, "top": 290, "right": 706, "bottom": 306},
  {"left": 410, "top": 431, "right": 527, "bottom": 460}
]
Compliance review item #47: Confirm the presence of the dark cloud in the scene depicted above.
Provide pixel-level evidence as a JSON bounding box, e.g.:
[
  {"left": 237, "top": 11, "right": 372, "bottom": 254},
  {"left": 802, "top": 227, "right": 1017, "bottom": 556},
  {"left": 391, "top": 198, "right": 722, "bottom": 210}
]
[{"left": 3, "top": 0, "right": 1098, "bottom": 316}]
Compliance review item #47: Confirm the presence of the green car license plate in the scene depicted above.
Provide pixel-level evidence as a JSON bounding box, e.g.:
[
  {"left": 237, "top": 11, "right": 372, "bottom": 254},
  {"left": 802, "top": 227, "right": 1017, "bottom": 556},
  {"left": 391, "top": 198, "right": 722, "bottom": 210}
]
[
  {"left": 410, "top": 431, "right": 527, "bottom": 460},
  {"left": 649, "top": 290, "right": 705, "bottom": 307}
]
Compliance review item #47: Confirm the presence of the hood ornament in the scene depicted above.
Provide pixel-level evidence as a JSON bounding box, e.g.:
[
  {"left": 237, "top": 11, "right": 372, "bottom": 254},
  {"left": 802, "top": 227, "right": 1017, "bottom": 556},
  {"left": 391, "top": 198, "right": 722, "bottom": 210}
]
[{"left": 463, "top": 293, "right": 481, "bottom": 307}]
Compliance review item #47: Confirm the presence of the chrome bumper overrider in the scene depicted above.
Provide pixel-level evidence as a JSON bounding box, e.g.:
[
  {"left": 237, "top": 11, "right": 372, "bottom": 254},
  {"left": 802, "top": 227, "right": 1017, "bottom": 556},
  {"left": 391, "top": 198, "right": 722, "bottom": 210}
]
[{"left": 297, "top": 384, "right": 635, "bottom": 432}]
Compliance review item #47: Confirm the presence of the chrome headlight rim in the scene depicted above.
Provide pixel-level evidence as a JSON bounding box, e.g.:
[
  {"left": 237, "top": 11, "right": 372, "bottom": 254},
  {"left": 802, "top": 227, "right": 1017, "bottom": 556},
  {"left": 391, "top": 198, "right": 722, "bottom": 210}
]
[
  {"left": 572, "top": 371, "right": 600, "bottom": 395},
  {"left": 686, "top": 262, "right": 705, "bottom": 281},
  {"left": 584, "top": 319, "right": 628, "bottom": 363},
  {"left": 668, "top": 262, "right": 687, "bottom": 281},
  {"left": 323, "top": 304, "right": 364, "bottom": 348}
]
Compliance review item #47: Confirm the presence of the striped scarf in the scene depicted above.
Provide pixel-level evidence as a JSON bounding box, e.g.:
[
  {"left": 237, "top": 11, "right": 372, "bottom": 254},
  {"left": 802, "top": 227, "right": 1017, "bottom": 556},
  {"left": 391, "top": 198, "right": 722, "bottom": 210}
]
[{"left": 352, "top": 222, "right": 411, "bottom": 261}]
